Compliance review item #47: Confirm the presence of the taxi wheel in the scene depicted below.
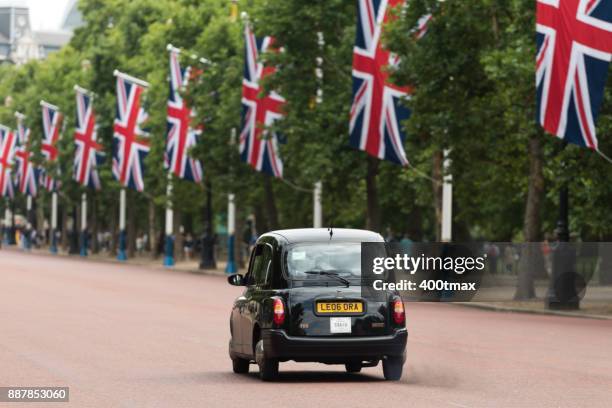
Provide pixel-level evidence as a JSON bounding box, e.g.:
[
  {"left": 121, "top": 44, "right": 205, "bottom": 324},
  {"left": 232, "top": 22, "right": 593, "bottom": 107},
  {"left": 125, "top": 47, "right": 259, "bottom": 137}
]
[
  {"left": 382, "top": 356, "right": 403, "bottom": 381},
  {"left": 232, "top": 357, "right": 250, "bottom": 374},
  {"left": 345, "top": 362, "right": 362, "bottom": 373},
  {"left": 255, "top": 339, "right": 279, "bottom": 381}
]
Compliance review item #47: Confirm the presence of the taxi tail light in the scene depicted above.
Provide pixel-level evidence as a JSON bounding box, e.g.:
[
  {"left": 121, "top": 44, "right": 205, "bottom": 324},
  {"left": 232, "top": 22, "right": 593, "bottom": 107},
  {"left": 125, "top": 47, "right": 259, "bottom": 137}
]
[
  {"left": 273, "top": 298, "right": 285, "bottom": 326},
  {"left": 392, "top": 297, "right": 405, "bottom": 326}
]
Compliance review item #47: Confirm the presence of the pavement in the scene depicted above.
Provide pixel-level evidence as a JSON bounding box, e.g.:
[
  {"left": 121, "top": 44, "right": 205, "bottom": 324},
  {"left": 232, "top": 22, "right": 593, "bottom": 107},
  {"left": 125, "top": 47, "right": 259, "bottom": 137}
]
[{"left": 1, "top": 249, "right": 612, "bottom": 407}]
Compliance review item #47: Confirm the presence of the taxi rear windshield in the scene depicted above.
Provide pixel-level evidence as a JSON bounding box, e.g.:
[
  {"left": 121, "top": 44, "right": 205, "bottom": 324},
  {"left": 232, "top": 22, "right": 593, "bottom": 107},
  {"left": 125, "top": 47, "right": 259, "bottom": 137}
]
[{"left": 285, "top": 242, "right": 362, "bottom": 283}]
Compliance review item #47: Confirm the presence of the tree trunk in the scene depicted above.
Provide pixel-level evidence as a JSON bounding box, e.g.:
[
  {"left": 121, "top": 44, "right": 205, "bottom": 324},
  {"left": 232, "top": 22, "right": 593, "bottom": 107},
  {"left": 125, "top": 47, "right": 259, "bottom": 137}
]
[
  {"left": 515, "top": 135, "right": 544, "bottom": 300},
  {"left": 110, "top": 198, "right": 117, "bottom": 256},
  {"left": 91, "top": 192, "right": 99, "bottom": 254},
  {"left": 61, "top": 204, "right": 68, "bottom": 250},
  {"left": 235, "top": 200, "right": 246, "bottom": 270},
  {"left": 36, "top": 195, "right": 44, "bottom": 243},
  {"left": 263, "top": 175, "right": 279, "bottom": 230},
  {"left": 366, "top": 156, "right": 380, "bottom": 232},
  {"left": 432, "top": 151, "right": 443, "bottom": 242},
  {"left": 69, "top": 205, "right": 79, "bottom": 255},
  {"left": 148, "top": 201, "right": 157, "bottom": 259},
  {"left": 599, "top": 238, "right": 612, "bottom": 285},
  {"left": 174, "top": 210, "right": 183, "bottom": 261}
]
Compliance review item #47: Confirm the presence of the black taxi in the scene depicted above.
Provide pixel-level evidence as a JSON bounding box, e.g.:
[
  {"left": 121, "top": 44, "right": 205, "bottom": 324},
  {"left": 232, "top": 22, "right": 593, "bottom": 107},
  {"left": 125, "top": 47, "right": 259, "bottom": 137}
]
[{"left": 227, "top": 228, "right": 407, "bottom": 381}]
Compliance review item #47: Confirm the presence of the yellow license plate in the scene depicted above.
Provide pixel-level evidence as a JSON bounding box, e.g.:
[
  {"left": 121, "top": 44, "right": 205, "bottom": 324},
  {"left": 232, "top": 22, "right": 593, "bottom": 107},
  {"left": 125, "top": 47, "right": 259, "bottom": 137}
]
[{"left": 316, "top": 302, "right": 363, "bottom": 314}]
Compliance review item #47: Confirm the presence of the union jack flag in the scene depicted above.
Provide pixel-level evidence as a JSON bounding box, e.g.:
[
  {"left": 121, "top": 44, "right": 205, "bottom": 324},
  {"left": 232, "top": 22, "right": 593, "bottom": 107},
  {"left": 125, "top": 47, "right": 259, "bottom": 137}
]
[
  {"left": 349, "top": 0, "right": 411, "bottom": 166},
  {"left": 416, "top": 14, "right": 432, "bottom": 39},
  {"left": 239, "top": 24, "right": 285, "bottom": 178},
  {"left": 166, "top": 47, "right": 203, "bottom": 183},
  {"left": 40, "top": 101, "right": 62, "bottom": 192},
  {"left": 0, "top": 125, "right": 16, "bottom": 198},
  {"left": 14, "top": 113, "right": 37, "bottom": 197},
  {"left": 536, "top": 0, "right": 612, "bottom": 149},
  {"left": 112, "top": 73, "right": 150, "bottom": 192},
  {"left": 73, "top": 87, "right": 104, "bottom": 190}
]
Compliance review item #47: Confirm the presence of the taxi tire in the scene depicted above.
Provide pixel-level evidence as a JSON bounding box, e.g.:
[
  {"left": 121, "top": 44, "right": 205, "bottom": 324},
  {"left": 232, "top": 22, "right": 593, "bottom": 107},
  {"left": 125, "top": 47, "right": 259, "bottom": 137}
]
[
  {"left": 345, "top": 362, "right": 362, "bottom": 373},
  {"left": 382, "top": 356, "right": 403, "bottom": 381},
  {"left": 232, "top": 357, "right": 250, "bottom": 374},
  {"left": 255, "top": 339, "right": 279, "bottom": 381}
]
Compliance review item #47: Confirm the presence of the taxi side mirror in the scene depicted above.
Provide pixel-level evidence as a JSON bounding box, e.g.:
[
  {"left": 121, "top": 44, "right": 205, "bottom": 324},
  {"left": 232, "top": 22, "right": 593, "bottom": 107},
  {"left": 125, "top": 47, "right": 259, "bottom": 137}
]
[{"left": 227, "top": 274, "right": 245, "bottom": 286}]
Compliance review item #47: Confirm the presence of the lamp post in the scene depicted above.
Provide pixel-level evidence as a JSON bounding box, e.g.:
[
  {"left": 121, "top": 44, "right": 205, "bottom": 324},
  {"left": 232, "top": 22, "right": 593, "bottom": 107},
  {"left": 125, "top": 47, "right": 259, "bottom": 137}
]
[{"left": 199, "top": 180, "right": 216, "bottom": 269}]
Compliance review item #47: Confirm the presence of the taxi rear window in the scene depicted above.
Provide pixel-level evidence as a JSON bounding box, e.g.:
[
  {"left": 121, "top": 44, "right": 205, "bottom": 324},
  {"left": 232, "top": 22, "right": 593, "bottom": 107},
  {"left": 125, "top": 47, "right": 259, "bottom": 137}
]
[{"left": 284, "top": 242, "right": 361, "bottom": 281}]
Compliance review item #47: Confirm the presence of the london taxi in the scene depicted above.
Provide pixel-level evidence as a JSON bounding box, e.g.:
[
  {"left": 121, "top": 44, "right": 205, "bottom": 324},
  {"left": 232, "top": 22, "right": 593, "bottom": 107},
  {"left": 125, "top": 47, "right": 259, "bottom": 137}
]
[{"left": 227, "top": 228, "right": 407, "bottom": 381}]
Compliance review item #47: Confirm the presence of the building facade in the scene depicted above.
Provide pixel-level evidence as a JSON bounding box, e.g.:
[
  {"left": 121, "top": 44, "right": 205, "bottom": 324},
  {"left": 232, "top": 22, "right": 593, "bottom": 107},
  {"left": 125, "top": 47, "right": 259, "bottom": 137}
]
[{"left": 0, "top": 0, "right": 75, "bottom": 65}]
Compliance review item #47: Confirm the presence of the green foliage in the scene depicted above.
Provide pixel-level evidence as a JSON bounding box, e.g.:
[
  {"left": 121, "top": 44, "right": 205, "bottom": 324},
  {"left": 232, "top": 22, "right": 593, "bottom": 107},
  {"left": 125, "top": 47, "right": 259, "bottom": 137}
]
[{"left": 0, "top": 0, "right": 610, "bottom": 241}]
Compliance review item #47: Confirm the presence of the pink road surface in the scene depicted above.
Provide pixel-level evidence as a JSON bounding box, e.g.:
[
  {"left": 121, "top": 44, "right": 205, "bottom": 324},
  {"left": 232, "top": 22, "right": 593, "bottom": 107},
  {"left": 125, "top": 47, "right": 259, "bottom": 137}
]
[{"left": 1, "top": 250, "right": 611, "bottom": 407}]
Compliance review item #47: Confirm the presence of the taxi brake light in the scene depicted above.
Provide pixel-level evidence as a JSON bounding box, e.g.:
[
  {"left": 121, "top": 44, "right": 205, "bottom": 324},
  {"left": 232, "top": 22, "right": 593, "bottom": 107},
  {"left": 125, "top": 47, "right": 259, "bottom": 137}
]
[{"left": 273, "top": 298, "right": 285, "bottom": 326}]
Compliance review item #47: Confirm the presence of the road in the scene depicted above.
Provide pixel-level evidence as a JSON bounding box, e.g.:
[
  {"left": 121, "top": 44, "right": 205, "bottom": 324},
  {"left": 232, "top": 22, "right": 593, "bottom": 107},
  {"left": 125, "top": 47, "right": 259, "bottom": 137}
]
[{"left": 1, "top": 250, "right": 611, "bottom": 408}]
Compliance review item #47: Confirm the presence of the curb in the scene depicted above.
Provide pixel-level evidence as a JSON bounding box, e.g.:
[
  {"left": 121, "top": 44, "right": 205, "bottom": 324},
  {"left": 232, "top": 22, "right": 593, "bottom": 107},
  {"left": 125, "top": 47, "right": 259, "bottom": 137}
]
[{"left": 455, "top": 302, "right": 612, "bottom": 320}]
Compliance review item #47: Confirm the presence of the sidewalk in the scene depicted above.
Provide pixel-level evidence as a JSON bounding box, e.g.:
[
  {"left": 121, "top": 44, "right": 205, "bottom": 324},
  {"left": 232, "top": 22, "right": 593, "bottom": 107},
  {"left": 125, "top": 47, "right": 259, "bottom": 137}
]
[
  {"left": 458, "top": 301, "right": 612, "bottom": 320},
  {"left": 467, "top": 277, "right": 612, "bottom": 319}
]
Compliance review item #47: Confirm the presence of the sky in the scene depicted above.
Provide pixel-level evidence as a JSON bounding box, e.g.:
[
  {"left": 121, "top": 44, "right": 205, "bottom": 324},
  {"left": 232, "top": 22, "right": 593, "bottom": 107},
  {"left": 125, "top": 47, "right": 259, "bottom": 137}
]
[{"left": 27, "top": 0, "right": 72, "bottom": 31}]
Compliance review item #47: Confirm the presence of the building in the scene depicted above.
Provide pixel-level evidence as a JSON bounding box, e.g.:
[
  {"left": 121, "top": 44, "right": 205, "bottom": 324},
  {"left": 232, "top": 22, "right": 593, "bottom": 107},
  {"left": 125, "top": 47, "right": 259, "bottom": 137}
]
[
  {"left": 60, "top": 0, "right": 83, "bottom": 31},
  {"left": 0, "top": 0, "right": 74, "bottom": 65}
]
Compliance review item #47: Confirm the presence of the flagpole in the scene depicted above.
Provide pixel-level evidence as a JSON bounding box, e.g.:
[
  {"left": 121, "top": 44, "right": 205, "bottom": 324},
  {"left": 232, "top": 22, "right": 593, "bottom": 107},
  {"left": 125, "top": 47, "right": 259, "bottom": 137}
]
[
  {"left": 226, "top": 193, "right": 236, "bottom": 273},
  {"left": 50, "top": 192, "right": 58, "bottom": 254},
  {"left": 313, "top": 32, "right": 324, "bottom": 228},
  {"left": 225, "top": 128, "right": 237, "bottom": 274},
  {"left": 80, "top": 192, "right": 88, "bottom": 257},
  {"left": 313, "top": 181, "right": 323, "bottom": 228},
  {"left": 441, "top": 149, "right": 452, "bottom": 242},
  {"left": 163, "top": 174, "right": 174, "bottom": 267},
  {"left": 117, "top": 188, "right": 127, "bottom": 261},
  {"left": 113, "top": 70, "right": 150, "bottom": 88}
]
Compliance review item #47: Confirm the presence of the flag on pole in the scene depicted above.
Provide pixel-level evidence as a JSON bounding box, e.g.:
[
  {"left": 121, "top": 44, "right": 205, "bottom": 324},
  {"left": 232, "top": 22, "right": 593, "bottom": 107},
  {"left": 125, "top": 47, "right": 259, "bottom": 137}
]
[
  {"left": 74, "top": 86, "right": 104, "bottom": 190},
  {"left": 536, "top": 0, "right": 612, "bottom": 149},
  {"left": 112, "top": 71, "right": 150, "bottom": 192},
  {"left": 166, "top": 46, "right": 204, "bottom": 183},
  {"left": 239, "top": 22, "right": 285, "bottom": 178},
  {"left": 349, "top": 0, "right": 411, "bottom": 166},
  {"left": 0, "top": 125, "right": 16, "bottom": 198},
  {"left": 14, "top": 113, "right": 37, "bottom": 197},
  {"left": 416, "top": 14, "right": 432, "bottom": 39},
  {"left": 40, "top": 101, "right": 62, "bottom": 192}
]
